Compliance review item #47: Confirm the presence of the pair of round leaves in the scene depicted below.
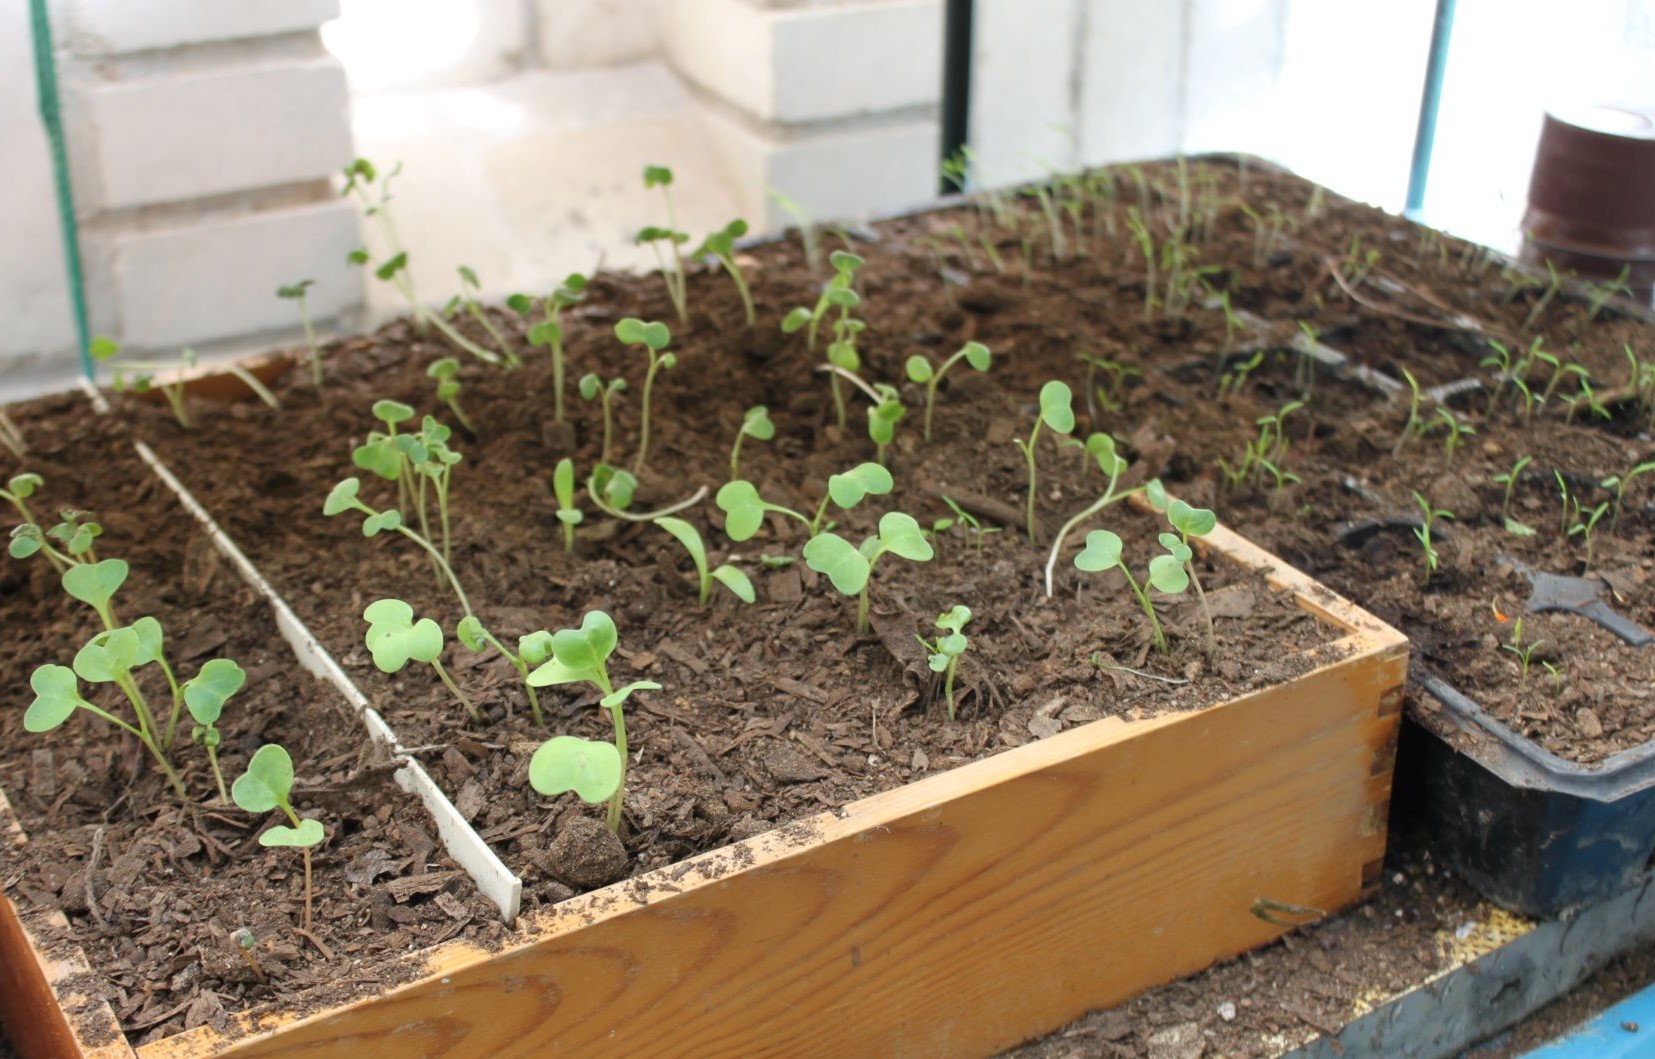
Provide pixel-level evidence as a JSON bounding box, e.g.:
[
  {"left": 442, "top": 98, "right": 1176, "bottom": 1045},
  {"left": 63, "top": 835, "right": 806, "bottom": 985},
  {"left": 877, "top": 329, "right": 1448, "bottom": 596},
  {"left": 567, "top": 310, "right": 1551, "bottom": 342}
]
[
  {"left": 802, "top": 512, "right": 934, "bottom": 597},
  {"left": 231, "top": 745, "right": 325, "bottom": 848},
  {"left": 324, "top": 478, "right": 403, "bottom": 537},
  {"left": 614, "top": 317, "right": 671, "bottom": 352},
  {"left": 905, "top": 341, "right": 991, "bottom": 384},
  {"left": 715, "top": 462, "right": 893, "bottom": 543},
  {"left": 363, "top": 599, "right": 444, "bottom": 672},
  {"left": 1075, "top": 530, "right": 1192, "bottom": 593},
  {"left": 924, "top": 604, "right": 973, "bottom": 673},
  {"left": 62, "top": 558, "right": 128, "bottom": 614}
]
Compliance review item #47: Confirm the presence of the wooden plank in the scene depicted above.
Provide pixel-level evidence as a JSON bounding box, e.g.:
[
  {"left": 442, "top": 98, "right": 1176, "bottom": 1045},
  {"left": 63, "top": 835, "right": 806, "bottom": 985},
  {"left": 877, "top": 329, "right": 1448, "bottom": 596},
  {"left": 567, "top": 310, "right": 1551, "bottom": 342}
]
[
  {"left": 0, "top": 789, "right": 135, "bottom": 1059},
  {"left": 142, "top": 634, "right": 1404, "bottom": 1059}
]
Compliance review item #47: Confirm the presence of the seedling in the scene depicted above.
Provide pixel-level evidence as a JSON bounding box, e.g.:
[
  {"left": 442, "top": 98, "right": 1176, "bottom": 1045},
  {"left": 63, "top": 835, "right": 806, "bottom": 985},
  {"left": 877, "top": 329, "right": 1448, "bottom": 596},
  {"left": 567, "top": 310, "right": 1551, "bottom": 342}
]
[
  {"left": 933, "top": 496, "right": 1001, "bottom": 556},
  {"left": 184, "top": 658, "right": 245, "bottom": 803},
  {"left": 768, "top": 186, "right": 823, "bottom": 276},
  {"left": 614, "top": 318, "right": 676, "bottom": 475},
  {"left": 1433, "top": 408, "right": 1475, "bottom": 466},
  {"left": 362, "top": 598, "right": 478, "bottom": 721},
  {"left": 637, "top": 165, "right": 690, "bottom": 323},
  {"left": 1498, "top": 609, "right": 1543, "bottom": 691},
  {"left": 1602, "top": 460, "right": 1655, "bottom": 534},
  {"left": 526, "top": 610, "right": 660, "bottom": 832},
  {"left": 1567, "top": 501, "right": 1609, "bottom": 570},
  {"left": 730, "top": 405, "right": 774, "bottom": 478},
  {"left": 1125, "top": 207, "right": 1157, "bottom": 319},
  {"left": 231, "top": 928, "right": 268, "bottom": 984},
  {"left": 0, "top": 410, "right": 25, "bottom": 459},
  {"left": 446, "top": 265, "right": 518, "bottom": 366},
  {"left": 1393, "top": 368, "right": 1428, "bottom": 455},
  {"left": 695, "top": 219, "right": 756, "bottom": 326},
  {"left": 553, "top": 458, "right": 582, "bottom": 553},
  {"left": 1494, "top": 454, "right": 1532, "bottom": 525},
  {"left": 803, "top": 511, "right": 934, "bottom": 633},
  {"left": 1411, "top": 492, "right": 1453, "bottom": 585},
  {"left": 1521, "top": 259, "right": 1562, "bottom": 329},
  {"left": 62, "top": 557, "right": 129, "bottom": 630},
  {"left": 4, "top": 473, "right": 71, "bottom": 574},
  {"left": 653, "top": 517, "right": 755, "bottom": 605},
  {"left": 324, "top": 478, "right": 474, "bottom": 618},
  {"left": 1217, "top": 351, "right": 1264, "bottom": 400},
  {"left": 1075, "top": 354, "right": 1140, "bottom": 425},
  {"left": 427, "top": 357, "right": 475, "bottom": 434},
  {"left": 231, "top": 744, "right": 325, "bottom": 930},
  {"left": 584, "top": 465, "right": 706, "bottom": 524},
  {"left": 578, "top": 374, "right": 627, "bottom": 466},
  {"left": 718, "top": 461, "right": 893, "bottom": 541},
  {"left": 1586, "top": 264, "right": 1633, "bottom": 321},
  {"left": 26, "top": 619, "right": 189, "bottom": 797},
  {"left": 510, "top": 273, "right": 588, "bottom": 424},
  {"left": 1163, "top": 498, "right": 1218, "bottom": 659},
  {"left": 92, "top": 338, "right": 278, "bottom": 428},
  {"left": 342, "top": 160, "right": 503, "bottom": 364},
  {"left": 865, "top": 382, "right": 907, "bottom": 466},
  {"left": 276, "top": 280, "right": 323, "bottom": 386},
  {"left": 917, "top": 605, "right": 972, "bottom": 720},
  {"left": 1016, "top": 381, "right": 1077, "bottom": 544},
  {"left": 782, "top": 251, "right": 865, "bottom": 425},
  {"left": 1042, "top": 433, "right": 1146, "bottom": 595},
  {"left": 1562, "top": 372, "right": 1611, "bottom": 425},
  {"left": 457, "top": 615, "right": 551, "bottom": 726},
  {"left": 906, "top": 341, "right": 992, "bottom": 440},
  {"left": 1072, "top": 529, "right": 1186, "bottom": 654},
  {"left": 1554, "top": 470, "right": 1577, "bottom": 537}
]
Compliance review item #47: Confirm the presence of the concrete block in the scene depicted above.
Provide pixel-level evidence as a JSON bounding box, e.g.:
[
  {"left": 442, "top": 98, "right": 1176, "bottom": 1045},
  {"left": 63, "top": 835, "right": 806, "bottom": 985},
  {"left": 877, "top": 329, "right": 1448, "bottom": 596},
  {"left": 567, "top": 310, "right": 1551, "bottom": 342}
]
[
  {"left": 968, "top": 0, "right": 1080, "bottom": 188},
  {"left": 697, "top": 104, "right": 940, "bottom": 227},
  {"left": 93, "top": 199, "right": 363, "bottom": 350},
  {"left": 1077, "top": 0, "right": 1184, "bottom": 165},
  {"left": 68, "top": 57, "right": 353, "bottom": 210},
  {"left": 665, "top": 0, "right": 941, "bottom": 124},
  {"left": 538, "top": 0, "right": 664, "bottom": 71},
  {"left": 66, "top": 0, "right": 339, "bottom": 55}
]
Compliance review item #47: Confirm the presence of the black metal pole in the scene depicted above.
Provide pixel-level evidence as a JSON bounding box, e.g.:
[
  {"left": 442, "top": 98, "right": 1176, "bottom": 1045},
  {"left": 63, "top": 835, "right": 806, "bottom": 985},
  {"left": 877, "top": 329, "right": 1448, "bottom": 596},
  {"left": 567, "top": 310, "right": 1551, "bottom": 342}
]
[{"left": 940, "top": 0, "right": 974, "bottom": 193}]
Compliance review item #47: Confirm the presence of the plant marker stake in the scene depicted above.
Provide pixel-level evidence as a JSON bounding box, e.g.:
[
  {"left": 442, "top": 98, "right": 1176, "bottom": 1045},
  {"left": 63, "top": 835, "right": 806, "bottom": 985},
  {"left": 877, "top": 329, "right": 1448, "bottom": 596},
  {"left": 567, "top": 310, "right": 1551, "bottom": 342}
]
[{"left": 29, "top": 0, "right": 94, "bottom": 381}]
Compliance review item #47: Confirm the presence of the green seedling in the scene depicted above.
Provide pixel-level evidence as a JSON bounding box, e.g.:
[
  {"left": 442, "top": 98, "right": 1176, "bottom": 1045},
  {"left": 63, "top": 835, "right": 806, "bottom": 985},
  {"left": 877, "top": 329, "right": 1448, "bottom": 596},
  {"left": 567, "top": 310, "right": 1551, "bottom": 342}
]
[
  {"left": 1163, "top": 498, "right": 1218, "bottom": 659},
  {"left": 1412, "top": 492, "right": 1453, "bottom": 585},
  {"left": 1075, "top": 354, "right": 1140, "bottom": 425},
  {"left": 93, "top": 338, "right": 278, "bottom": 428},
  {"left": 184, "top": 658, "right": 245, "bottom": 803},
  {"left": 768, "top": 186, "right": 823, "bottom": 276},
  {"left": 638, "top": 165, "right": 690, "bottom": 323},
  {"left": 1393, "top": 368, "right": 1428, "bottom": 455},
  {"left": 0, "top": 410, "right": 25, "bottom": 459},
  {"left": 578, "top": 374, "right": 627, "bottom": 466},
  {"left": 553, "top": 458, "right": 582, "bottom": 553},
  {"left": 803, "top": 511, "right": 934, "bottom": 634},
  {"left": 906, "top": 341, "right": 992, "bottom": 440},
  {"left": 1217, "top": 351, "right": 1264, "bottom": 400},
  {"left": 730, "top": 405, "right": 774, "bottom": 479},
  {"left": 62, "top": 557, "right": 128, "bottom": 629},
  {"left": 718, "top": 461, "right": 893, "bottom": 542},
  {"left": 342, "top": 160, "right": 503, "bottom": 364},
  {"left": 350, "top": 410, "right": 463, "bottom": 572},
  {"left": 1554, "top": 470, "right": 1576, "bottom": 537},
  {"left": 1522, "top": 259, "right": 1562, "bottom": 329},
  {"left": 510, "top": 273, "right": 588, "bottom": 424},
  {"left": 1073, "top": 529, "right": 1186, "bottom": 655},
  {"left": 457, "top": 614, "right": 551, "bottom": 726},
  {"left": 1562, "top": 371, "right": 1611, "bottom": 425},
  {"left": 1043, "top": 433, "right": 1145, "bottom": 595},
  {"left": 1568, "top": 501, "right": 1610, "bottom": 571},
  {"left": 1602, "top": 460, "right": 1655, "bottom": 535},
  {"left": 1125, "top": 207, "right": 1157, "bottom": 319},
  {"left": 1586, "top": 264, "right": 1633, "bottom": 321},
  {"left": 1433, "top": 408, "right": 1475, "bottom": 466},
  {"left": 26, "top": 619, "right": 190, "bottom": 797},
  {"left": 231, "top": 744, "right": 325, "bottom": 930},
  {"left": 427, "top": 357, "right": 475, "bottom": 434},
  {"left": 446, "top": 265, "right": 518, "bottom": 366},
  {"left": 653, "top": 517, "right": 755, "bottom": 605},
  {"left": 1294, "top": 321, "right": 1319, "bottom": 398},
  {"left": 526, "top": 610, "right": 659, "bottom": 832},
  {"left": 363, "top": 598, "right": 478, "bottom": 721},
  {"left": 324, "top": 478, "right": 474, "bottom": 618},
  {"left": 1015, "top": 381, "right": 1077, "bottom": 545},
  {"left": 614, "top": 318, "right": 676, "bottom": 475},
  {"left": 276, "top": 280, "right": 323, "bottom": 386},
  {"left": 782, "top": 251, "right": 865, "bottom": 425},
  {"left": 1494, "top": 454, "right": 1532, "bottom": 527},
  {"left": 932, "top": 496, "right": 1001, "bottom": 556},
  {"left": 583, "top": 464, "right": 706, "bottom": 525},
  {"left": 1499, "top": 612, "right": 1542, "bottom": 691},
  {"left": 864, "top": 381, "right": 907, "bottom": 466},
  {"left": 695, "top": 219, "right": 756, "bottom": 325},
  {"left": 917, "top": 605, "right": 972, "bottom": 720},
  {"left": 4, "top": 473, "right": 72, "bottom": 575}
]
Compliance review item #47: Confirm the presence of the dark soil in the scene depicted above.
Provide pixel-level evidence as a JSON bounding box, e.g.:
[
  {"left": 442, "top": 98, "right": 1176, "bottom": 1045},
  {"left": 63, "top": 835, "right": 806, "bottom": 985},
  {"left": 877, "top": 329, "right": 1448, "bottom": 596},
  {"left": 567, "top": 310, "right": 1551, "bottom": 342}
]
[{"left": 0, "top": 399, "right": 506, "bottom": 1044}]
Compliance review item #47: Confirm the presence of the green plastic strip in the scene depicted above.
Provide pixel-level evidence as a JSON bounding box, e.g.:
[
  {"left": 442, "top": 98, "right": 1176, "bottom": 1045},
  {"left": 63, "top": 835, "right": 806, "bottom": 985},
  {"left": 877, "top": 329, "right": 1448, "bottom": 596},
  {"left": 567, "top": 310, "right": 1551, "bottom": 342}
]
[{"left": 29, "top": 0, "right": 94, "bottom": 380}]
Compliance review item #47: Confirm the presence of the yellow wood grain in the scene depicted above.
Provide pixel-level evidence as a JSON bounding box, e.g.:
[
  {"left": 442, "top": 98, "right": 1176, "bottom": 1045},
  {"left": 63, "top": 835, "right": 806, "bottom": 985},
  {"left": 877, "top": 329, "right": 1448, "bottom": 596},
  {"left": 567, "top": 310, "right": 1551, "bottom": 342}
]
[{"left": 142, "top": 634, "right": 1404, "bottom": 1059}]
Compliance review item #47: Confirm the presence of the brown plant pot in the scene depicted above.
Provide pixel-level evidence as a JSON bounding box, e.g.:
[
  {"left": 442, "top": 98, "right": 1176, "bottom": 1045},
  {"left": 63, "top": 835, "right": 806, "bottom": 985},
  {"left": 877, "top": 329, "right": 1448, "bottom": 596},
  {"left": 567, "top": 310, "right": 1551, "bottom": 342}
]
[{"left": 1522, "top": 104, "right": 1655, "bottom": 301}]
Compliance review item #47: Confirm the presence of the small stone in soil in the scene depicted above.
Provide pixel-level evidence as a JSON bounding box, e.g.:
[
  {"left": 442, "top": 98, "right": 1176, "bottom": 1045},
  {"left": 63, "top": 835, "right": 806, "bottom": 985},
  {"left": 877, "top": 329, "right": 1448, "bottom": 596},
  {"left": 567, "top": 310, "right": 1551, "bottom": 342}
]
[
  {"left": 1146, "top": 1021, "right": 1205, "bottom": 1059},
  {"left": 543, "top": 815, "right": 628, "bottom": 889},
  {"left": 1577, "top": 708, "right": 1604, "bottom": 738},
  {"left": 761, "top": 740, "right": 829, "bottom": 783}
]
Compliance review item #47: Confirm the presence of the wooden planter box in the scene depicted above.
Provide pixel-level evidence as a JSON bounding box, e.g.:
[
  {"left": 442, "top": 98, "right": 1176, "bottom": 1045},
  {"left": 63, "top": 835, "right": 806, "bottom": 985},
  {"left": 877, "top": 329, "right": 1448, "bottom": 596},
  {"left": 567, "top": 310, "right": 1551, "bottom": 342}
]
[{"left": 0, "top": 516, "right": 1406, "bottom": 1058}]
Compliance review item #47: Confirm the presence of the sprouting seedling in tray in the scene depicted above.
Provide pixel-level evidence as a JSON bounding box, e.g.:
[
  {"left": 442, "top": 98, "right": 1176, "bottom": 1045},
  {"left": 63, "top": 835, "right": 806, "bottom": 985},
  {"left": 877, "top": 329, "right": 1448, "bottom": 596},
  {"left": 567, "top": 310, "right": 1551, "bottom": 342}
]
[
  {"left": 445, "top": 265, "right": 519, "bottom": 366},
  {"left": 553, "top": 457, "right": 582, "bottom": 553},
  {"left": 916, "top": 605, "right": 971, "bottom": 720},
  {"left": 782, "top": 251, "right": 865, "bottom": 425},
  {"left": 526, "top": 610, "right": 660, "bottom": 833},
  {"left": 1567, "top": 499, "right": 1610, "bottom": 571},
  {"left": 4, "top": 473, "right": 78, "bottom": 574},
  {"left": 1495, "top": 604, "right": 1542, "bottom": 692},
  {"left": 1411, "top": 492, "right": 1453, "bottom": 585},
  {"left": 653, "top": 517, "right": 756, "bottom": 605},
  {"left": 1042, "top": 432, "right": 1151, "bottom": 596},
  {"left": 579, "top": 373, "right": 627, "bottom": 467},
  {"left": 637, "top": 165, "right": 691, "bottom": 323},
  {"left": 1158, "top": 493, "right": 1219, "bottom": 659},
  {"left": 231, "top": 744, "right": 325, "bottom": 930},
  {"left": 1602, "top": 459, "right": 1655, "bottom": 535},
  {"left": 352, "top": 406, "right": 465, "bottom": 573},
  {"left": 427, "top": 357, "right": 476, "bottom": 434},
  {"left": 1072, "top": 528, "right": 1189, "bottom": 655},
  {"left": 1015, "top": 381, "right": 1077, "bottom": 545},
  {"left": 614, "top": 318, "right": 676, "bottom": 475},
  {"left": 92, "top": 337, "right": 278, "bottom": 429},
  {"left": 183, "top": 658, "right": 246, "bottom": 804},
  {"left": 803, "top": 511, "right": 934, "bottom": 634},
  {"left": 1493, "top": 454, "right": 1533, "bottom": 535},
  {"left": 1433, "top": 407, "right": 1475, "bottom": 466},
  {"left": 276, "top": 279, "right": 323, "bottom": 386},
  {"left": 717, "top": 461, "right": 894, "bottom": 542},
  {"left": 906, "top": 341, "right": 991, "bottom": 441},
  {"left": 695, "top": 219, "right": 756, "bottom": 326},
  {"left": 510, "top": 272, "right": 588, "bottom": 425},
  {"left": 363, "top": 598, "right": 479, "bottom": 721},
  {"left": 932, "top": 496, "right": 1001, "bottom": 556},
  {"left": 730, "top": 405, "right": 774, "bottom": 479},
  {"left": 324, "top": 478, "right": 475, "bottom": 618},
  {"left": 457, "top": 615, "right": 552, "bottom": 726}
]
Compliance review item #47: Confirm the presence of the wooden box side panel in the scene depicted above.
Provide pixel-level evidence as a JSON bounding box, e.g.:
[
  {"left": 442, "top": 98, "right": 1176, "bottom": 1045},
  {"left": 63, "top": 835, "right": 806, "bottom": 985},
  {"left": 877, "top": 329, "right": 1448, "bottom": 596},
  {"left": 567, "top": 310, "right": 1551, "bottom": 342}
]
[{"left": 150, "top": 642, "right": 1404, "bottom": 1059}]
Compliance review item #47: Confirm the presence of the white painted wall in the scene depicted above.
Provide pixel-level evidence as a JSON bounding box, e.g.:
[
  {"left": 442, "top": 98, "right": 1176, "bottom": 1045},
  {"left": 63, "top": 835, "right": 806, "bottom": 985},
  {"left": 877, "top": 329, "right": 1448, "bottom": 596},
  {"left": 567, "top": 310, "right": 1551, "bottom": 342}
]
[{"left": 0, "top": 0, "right": 77, "bottom": 387}]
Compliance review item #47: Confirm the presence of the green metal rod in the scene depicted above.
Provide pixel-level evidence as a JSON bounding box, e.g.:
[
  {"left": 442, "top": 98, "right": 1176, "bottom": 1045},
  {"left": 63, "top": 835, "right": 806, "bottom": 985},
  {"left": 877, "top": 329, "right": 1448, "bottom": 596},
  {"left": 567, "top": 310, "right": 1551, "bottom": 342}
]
[{"left": 29, "top": 0, "right": 94, "bottom": 381}]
